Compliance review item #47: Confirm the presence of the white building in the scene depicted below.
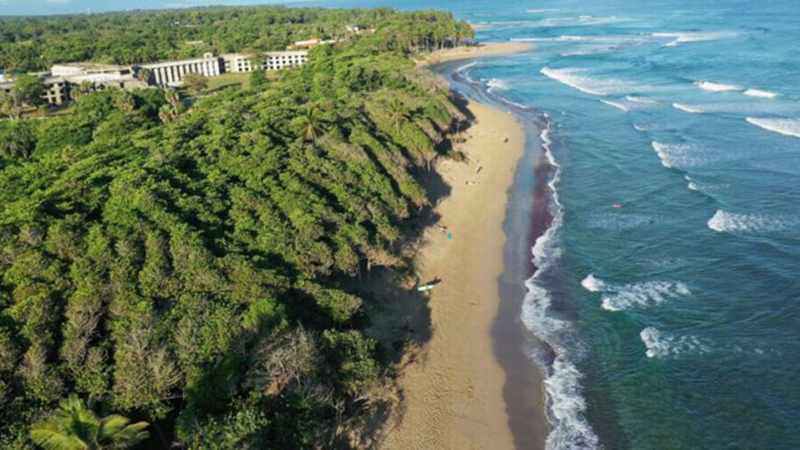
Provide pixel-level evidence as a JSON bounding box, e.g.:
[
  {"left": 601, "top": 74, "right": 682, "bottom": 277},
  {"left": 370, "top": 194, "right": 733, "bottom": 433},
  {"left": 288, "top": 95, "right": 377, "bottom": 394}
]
[
  {"left": 219, "top": 51, "right": 309, "bottom": 74},
  {"left": 222, "top": 53, "right": 257, "bottom": 73},
  {"left": 142, "top": 52, "right": 221, "bottom": 87},
  {"left": 264, "top": 51, "right": 308, "bottom": 71}
]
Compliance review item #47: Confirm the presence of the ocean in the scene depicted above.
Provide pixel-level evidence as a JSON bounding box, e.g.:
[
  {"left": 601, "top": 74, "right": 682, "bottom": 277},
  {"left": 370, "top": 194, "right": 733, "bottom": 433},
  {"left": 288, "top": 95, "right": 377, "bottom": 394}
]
[{"left": 327, "top": 0, "right": 800, "bottom": 448}]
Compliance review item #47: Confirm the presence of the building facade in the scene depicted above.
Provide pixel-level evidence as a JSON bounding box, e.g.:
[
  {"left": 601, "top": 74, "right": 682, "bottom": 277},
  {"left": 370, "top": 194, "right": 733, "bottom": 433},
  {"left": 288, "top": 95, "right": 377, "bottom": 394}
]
[
  {"left": 142, "top": 52, "right": 221, "bottom": 87},
  {"left": 264, "top": 51, "right": 308, "bottom": 71},
  {"left": 0, "top": 75, "right": 69, "bottom": 106},
  {"left": 1, "top": 49, "right": 311, "bottom": 107},
  {"left": 222, "top": 53, "right": 257, "bottom": 73}
]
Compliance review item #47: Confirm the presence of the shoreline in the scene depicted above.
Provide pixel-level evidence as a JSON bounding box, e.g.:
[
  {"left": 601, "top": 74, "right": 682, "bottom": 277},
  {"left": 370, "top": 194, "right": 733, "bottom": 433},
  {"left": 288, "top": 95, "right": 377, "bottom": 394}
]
[
  {"left": 416, "top": 41, "right": 533, "bottom": 67},
  {"left": 381, "top": 43, "right": 547, "bottom": 449}
]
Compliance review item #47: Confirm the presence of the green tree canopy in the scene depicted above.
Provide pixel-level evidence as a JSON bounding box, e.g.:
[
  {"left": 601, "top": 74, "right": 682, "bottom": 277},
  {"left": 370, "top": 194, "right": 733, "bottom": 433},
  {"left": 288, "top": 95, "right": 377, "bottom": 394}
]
[{"left": 30, "top": 396, "right": 149, "bottom": 450}]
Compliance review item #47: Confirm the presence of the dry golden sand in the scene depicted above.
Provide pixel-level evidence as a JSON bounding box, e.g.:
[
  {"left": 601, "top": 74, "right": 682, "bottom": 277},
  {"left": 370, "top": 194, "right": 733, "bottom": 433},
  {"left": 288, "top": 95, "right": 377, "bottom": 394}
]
[
  {"left": 416, "top": 41, "right": 533, "bottom": 66},
  {"left": 380, "top": 100, "right": 527, "bottom": 449}
]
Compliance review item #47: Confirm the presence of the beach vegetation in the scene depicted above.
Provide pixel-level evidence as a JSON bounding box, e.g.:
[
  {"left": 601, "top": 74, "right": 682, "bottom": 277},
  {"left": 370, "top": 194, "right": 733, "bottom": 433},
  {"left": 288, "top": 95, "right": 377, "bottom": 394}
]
[{"left": 0, "top": 5, "right": 473, "bottom": 449}]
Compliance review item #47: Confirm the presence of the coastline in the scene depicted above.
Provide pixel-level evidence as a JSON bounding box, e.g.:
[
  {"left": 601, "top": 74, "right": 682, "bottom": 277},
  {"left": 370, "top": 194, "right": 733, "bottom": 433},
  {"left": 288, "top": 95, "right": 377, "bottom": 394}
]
[
  {"left": 416, "top": 42, "right": 533, "bottom": 67},
  {"left": 381, "top": 42, "right": 546, "bottom": 450}
]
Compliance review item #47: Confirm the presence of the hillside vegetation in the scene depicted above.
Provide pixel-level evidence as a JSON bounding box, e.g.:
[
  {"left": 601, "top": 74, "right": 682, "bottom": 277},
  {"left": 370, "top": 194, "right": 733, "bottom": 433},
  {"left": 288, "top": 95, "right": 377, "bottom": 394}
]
[
  {"left": 0, "top": 6, "right": 473, "bottom": 72},
  {"left": 0, "top": 7, "right": 473, "bottom": 449}
]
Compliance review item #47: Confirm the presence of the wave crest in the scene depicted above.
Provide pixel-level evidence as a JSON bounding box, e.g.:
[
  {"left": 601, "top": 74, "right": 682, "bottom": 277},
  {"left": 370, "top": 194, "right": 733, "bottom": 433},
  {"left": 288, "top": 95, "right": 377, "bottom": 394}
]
[
  {"left": 672, "top": 102, "right": 704, "bottom": 114},
  {"left": 708, "top": 209, "right": 795, "bottom": 233},
  {"left": 745, "top": 117, "right": 800, "bottom": 138},
  {"left": 743, "top": 88, "right": 778, "bottom": 99},
  {"left": 582, "top": 275, "right": 691, "bottom": 311},
  {"left": 695, "top": 80, "right": 741, "bottom": 92},
  {"left": 653, "top": 31, "right": 736, "bottom": 47},
  {"left": 640, "top": 327, "right": 708, "bottom": 358}
]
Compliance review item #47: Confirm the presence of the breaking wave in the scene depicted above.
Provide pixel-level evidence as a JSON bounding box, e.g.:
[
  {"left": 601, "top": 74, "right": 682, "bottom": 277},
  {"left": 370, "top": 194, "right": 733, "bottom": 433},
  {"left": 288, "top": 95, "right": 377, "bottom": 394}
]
[
  {"left": 487, "top": 78, "right": 510, "bottom": 92},
  {"left": 533, "top": 15, "right": 630, "bottom": 28},
  {"left": 672, "top": 103, "right": 704, "bottom": 113},
  {"left": 580, "top": 274, "right": 605, "bottom": 292},
  {"left": 745, "top": 117, "right": 800, "bottom": 138},
  {"left": 651, "top": 141, "right": 705, "bottom": 169},
  {"left": 707, "top": 209, "right": 795, "bottom": 233},
  {"left": 540, "top": 67, "right": 645, "bottom": 96},
  {"left": 695, "top": 80, "right": 741, "bottom": 92},
  {"left": 743, "top": 88, "right": 778, "bottom": 99},
  {"left": 625, "top": 95, "right": 658, "bottom": 105},
  {"left": 541, "top": 67, "right": 606, "bottom": 96},
  {"left": 523, "top": 118, "right": 599, "bottom": 450},
  {"left": 685, "top": 175, "right": 699, "bottom": 192},
  {"left": 455, "top": 61, "right": 478, "bottom": 83},
  {"left": 601, "top": 99, "right": 629, "bottom": 112},
  {"left": 640, "top": 327, "right": 709, "bottom": 358},
  {"left": 653, "top": 31, "right": 736, "bottom": 47},
  {"left": 582, "top": 275, "right": 691, "bottom": 312}
]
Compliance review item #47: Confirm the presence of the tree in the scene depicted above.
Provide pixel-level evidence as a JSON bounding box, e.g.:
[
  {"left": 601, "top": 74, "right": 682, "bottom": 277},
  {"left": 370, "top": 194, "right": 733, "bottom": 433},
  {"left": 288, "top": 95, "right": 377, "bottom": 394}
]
[
  {"left": 30, "top": 396, "right": 149, "bottom": 450},
  {"left": 0, "top": 120, "right": 37, "bottom": 159},
  {"left": 250, "top": 70, "right": 267, "bottom": 90},
  {"left": 385, "top": 96, "right": 407, "bottom": 132},
  {"left": 158, "top": 89, "right": 183, "bottom": 123},
  {"left": 293, "top": 103, "right": 333, "bottom": 142},
  {"left": 12, "top": 74, "right": 46, "bottom": 108},
  {"left": 182, "top": 73, "right": 208, "bottom": 95}
]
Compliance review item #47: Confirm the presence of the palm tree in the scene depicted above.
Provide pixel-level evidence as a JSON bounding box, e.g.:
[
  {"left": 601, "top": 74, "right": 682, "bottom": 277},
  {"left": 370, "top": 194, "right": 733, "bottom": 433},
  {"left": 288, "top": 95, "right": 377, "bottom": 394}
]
[
  {"left": 386, "top": 97, "right": 406, "bottom": 132},
  {"left": 297, "top": 104, "right": 330, "bottom": 142},
  {"left": 30, "top": 396, "right": 149, "bottom": 450}
]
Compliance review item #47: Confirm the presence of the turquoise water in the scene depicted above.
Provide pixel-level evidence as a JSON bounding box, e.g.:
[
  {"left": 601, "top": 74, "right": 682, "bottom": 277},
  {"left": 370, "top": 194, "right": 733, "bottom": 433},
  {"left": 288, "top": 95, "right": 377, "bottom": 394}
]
[{"left": 329, "top": 0, "right": 800, "bottom": 448}]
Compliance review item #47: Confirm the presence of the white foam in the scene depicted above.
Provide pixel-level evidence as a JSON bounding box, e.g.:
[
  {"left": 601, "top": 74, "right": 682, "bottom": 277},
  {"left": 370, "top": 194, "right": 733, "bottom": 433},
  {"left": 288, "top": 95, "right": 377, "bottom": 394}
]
[
  {"left": 456, "top": 61, "right": 476, "bottom": 73},
  {"left": 672, "top": 102, "right": 704, "bottom": 114},
  {"left": 534, "top": 15, "right": 629, "bottom": 27},
  {"left": 527, "top": 8, "right": 559, "bottom": 13},
  {"left": 653, "top": 31, "right": 736, "bottom": 47},
  {"left": 625, "top": 95, "right": 658, "bottom": 105},
  {"left": 601, "top": 99, "right": 629, "bottom": 112},
  {"left": 685, "top": 175, "right": 700, "bottom": 191},
  {"left": 582, "top": 275, "right": 691, "bottom": 311},
  {"left": 601, "top": 281, "right": 691, "bottom": 312},
  {"left": 743, "top": 88, "right": 778, "bottom": 99},
  {"left": 707, "top": 209, "right": 794, "bottom": 233},
  {"left": 640, "top": 327, "right": 708, "bottom": 358},
  {"left": 581, "top": 274, "right": 605, "bottom": 292},
  {"left": 561, "top": 46, "right": 618, "bottom": 57},
  {"left": 522, "top": 119, "right": 599, "bottom": 450},
  {"left": 540, "top": 67, "right": 646, "bottom": 97},
  {"left": 695, "top": 80, "right": 741, "bottom": 92},
  {"left": 541, "top": 67, "right": 606, "bottom": 96},
  {"left": 487, "top": 78, "right": 510, "bottom": 92},
  {"left": 745, "top": 117, "right": 800, "bottom": 138},
  {"left": 651, "top": 141, "right": 703, "bottom": 169},
  {"left": 515, "top": 35, "right": 643, "bottom": 44},
  {"left": 455, "top": 61, "right": 477, "bottom": 83}
]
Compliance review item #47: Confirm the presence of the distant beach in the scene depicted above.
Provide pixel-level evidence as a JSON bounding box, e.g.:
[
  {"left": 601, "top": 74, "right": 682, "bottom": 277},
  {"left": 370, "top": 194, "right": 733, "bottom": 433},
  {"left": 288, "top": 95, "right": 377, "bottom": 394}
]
[{"left": 416, "top": 41, "right": 533, "bottom": 66}]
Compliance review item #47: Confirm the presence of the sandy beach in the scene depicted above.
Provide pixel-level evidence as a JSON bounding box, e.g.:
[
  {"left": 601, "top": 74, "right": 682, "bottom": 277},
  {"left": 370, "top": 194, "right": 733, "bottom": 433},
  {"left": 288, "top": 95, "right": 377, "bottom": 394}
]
[
  {"left": 379, "top": 42, "right": 543, "bottom": 449},
  {"left": 416, "top": 42, "right": 533, "bottom": 66}
]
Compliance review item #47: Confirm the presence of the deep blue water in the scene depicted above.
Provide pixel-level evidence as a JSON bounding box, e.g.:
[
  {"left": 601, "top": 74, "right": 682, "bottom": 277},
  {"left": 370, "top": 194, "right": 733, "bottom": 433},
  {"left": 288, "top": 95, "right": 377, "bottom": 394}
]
[{"left": 341, "top": 1, "right": 800, "bottom": 448}]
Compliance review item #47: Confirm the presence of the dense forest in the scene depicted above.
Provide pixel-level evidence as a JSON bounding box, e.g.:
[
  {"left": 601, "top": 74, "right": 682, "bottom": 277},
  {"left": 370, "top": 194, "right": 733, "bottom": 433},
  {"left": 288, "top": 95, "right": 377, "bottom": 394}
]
[
  {"left": 0, "top": 6, "right": 474, "bottom": 449},
  {"left": 0, "top": 6, "right": 473, "bottom": 72}
]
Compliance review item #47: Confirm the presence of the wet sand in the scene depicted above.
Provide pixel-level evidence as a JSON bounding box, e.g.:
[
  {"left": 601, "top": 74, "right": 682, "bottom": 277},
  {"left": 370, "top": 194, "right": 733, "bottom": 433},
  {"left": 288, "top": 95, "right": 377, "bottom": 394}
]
[{"left": 381, "top": 41, "right": 548, "bottom": 447}]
